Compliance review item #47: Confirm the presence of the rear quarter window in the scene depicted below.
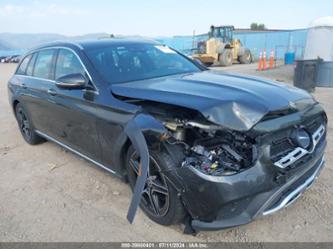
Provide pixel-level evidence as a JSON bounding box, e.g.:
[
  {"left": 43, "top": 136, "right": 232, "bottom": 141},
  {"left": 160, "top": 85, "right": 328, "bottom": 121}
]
[
  {"left": 16, "top": 54, "right": 32, "bottom": 75},
  {"left": 26, "top": 53, "right": 38, "bottom": 76}
]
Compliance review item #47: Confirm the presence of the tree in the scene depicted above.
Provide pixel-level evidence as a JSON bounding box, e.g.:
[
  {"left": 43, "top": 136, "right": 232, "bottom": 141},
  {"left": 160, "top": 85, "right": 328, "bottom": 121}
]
[
  {"left": 257, "top": 24, "right": 266, "bottom": 30},
  {"left": 250, "top": 23, "right": 266, "bottom": 30},
  {"left": 250, "top": 23, "right": 258, "bottom": 30}
]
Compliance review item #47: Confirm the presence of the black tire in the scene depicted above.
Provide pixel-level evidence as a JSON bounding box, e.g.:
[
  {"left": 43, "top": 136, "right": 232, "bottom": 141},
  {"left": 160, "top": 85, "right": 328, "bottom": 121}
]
[
  {"left": 126, "top": 146, "right": 185, "bottom": 226},
  {"left": 218, "top": 49, "right": 233, "bottom": 66},
  {"left": 15, "top": 103, "right": 45, "bottom": 145},
  {"left": 239, "top": 49, "right": 252, "bottom": 64}
]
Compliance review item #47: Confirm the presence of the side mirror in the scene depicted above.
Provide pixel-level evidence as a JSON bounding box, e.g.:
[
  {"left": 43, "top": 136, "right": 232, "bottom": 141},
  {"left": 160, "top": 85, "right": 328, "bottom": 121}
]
[{"left": 55, "top": 73, "right": 88, "bottom": 89}]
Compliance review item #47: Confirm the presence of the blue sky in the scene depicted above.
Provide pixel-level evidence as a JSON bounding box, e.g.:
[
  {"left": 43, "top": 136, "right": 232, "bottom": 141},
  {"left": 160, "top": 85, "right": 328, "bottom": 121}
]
[{"left": 0, "top": 0, "right": 332, "bottom": 36}]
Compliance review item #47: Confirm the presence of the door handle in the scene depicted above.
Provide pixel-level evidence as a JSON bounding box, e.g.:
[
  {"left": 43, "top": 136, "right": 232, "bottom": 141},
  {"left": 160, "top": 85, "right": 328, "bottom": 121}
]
[
  {"left": 47, "top": 88, "right": 57, "bottom": 96},
  {"left": 21, "top": 83, "right": 27, "bottom": 89}
]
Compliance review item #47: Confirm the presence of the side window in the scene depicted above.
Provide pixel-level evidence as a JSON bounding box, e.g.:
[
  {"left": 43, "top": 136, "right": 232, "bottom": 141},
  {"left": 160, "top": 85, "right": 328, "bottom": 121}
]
[
  {"left": 26, "top": 53, "right": 37, "bottom": 76},
  {"left": 33, "top": 49, "right": 56, "bottom": 79},
  {"left": 55, "top": 49, "right": 85, "bottom": 80},
  {"left": 16, "top": 54, "right": 32, "bottom": 75}
]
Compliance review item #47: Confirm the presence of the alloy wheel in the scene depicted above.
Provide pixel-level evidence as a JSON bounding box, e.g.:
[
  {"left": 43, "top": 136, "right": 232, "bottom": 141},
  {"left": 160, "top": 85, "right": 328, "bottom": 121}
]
[
  {"left": 129, "top": 152, "right": 170, "bottom": 217},
  {"left": 16, "top": 108, "right": 32, "bottom": 140}
]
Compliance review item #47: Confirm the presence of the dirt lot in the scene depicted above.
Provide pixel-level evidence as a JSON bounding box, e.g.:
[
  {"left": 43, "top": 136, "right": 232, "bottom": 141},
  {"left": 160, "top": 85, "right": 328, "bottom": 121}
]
[{"left": 0, "top": 63, "right": 332, "bottom": 242}]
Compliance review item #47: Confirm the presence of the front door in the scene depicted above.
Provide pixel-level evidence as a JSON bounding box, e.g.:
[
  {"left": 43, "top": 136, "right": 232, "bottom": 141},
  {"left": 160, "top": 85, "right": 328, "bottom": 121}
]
[{"left": 48, "top": 48, "right": 101, "bottom": 161}]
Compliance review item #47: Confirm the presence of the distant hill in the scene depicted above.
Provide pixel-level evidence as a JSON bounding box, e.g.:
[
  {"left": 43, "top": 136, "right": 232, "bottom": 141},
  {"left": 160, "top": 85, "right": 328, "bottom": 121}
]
[
  {"left": 0, "top": 40, "right": 11, "bottom": 50},
  {"left": 0, "top": 32, "right": 110, "bottom": 50}
]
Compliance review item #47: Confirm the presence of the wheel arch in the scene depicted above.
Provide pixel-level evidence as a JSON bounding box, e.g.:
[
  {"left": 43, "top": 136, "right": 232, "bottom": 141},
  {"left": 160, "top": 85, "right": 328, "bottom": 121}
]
[
  {"left": 113, "top": 135, "right": 132, "bottom": 180},
  {"left": 112, "top": 121, "right": 167, "bottom": 181},
  {"left": 115, "top": 113, "right": 169, "bottom": 224},
  {"left": 13, "top": 99, "right": 20, "bottom": 112}
]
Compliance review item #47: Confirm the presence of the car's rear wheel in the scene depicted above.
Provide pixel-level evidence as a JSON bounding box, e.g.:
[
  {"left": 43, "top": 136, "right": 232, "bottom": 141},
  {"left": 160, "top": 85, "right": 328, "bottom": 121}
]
[
  {"left": 15, "top": 103, "right": 45, "bottom": 145},
  {"left": 126, "top": 146, "right": 185, "bottom": 225}
]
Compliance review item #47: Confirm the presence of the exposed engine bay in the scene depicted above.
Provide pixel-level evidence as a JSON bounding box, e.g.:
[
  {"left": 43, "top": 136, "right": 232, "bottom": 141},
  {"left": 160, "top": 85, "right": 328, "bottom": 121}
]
[
  {"left": 167, "top": 122, "right": 257, "bottom": 176},
  {"left": 138, "top": 101, "right": 258, "bottom": 176}
]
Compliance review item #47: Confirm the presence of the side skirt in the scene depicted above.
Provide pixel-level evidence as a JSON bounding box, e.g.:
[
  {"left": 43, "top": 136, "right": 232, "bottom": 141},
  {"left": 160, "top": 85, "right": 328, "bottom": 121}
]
[{"left": 35, "top": 130, "right": 120, "bottom": 177}]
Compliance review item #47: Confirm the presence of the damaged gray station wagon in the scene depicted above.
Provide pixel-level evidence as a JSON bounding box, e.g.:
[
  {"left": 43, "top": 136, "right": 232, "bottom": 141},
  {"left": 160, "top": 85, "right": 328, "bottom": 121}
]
[{"left": 8, "top": 39, "right": 327, "bottom": 233}]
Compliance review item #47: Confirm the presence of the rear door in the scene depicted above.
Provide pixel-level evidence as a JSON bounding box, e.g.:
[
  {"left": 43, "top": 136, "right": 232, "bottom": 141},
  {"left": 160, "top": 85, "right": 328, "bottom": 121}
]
[
  {"left": 15, "top": 49, "right": 58, "bottom": 135},
  {"left": 30, "top": 49, "right": 58, "bottom": 135}
]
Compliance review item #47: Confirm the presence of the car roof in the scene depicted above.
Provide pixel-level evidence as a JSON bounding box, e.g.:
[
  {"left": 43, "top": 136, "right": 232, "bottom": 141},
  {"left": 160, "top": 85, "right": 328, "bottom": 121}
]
[{"left": 32, "top": 38, "right": 160, "bottom": 52}]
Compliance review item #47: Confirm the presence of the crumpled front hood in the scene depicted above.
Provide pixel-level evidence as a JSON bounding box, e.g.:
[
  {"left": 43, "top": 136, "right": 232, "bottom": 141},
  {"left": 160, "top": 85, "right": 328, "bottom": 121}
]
[{"left": 111, "top": 70, "right": 315, "bottom": 131}]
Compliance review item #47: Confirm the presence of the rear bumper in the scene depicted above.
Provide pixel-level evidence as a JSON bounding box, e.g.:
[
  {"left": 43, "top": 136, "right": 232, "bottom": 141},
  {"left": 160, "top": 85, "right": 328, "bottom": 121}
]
[{"left": 190, "top": 155, "right": 325, "bottom": 231}]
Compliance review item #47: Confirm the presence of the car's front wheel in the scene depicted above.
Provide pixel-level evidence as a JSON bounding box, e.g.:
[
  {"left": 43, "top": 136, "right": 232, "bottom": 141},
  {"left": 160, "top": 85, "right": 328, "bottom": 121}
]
[
  {"left": 15, "top": 103, "right": 45, "bottom": 145},
  {"left": 126, "top": 146, "right": 185, "bottom": 225}
]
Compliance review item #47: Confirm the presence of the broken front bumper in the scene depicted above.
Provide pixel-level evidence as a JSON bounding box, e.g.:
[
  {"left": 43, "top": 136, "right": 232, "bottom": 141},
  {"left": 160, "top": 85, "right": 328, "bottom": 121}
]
[{"left": 177, "top": 137, "right": 326, "bottom": 231}]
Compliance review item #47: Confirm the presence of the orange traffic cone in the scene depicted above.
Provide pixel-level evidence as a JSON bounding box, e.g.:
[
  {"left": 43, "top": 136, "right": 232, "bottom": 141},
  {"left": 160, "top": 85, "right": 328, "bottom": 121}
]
[
  {"left": 269, "top": 50, "right": 275, "bottom": 70},
  {"left": 263, "top": 50, "right": 267, "bottom": 70},
  {"left": 258, "top": 52, "right": 263, "bottom": 71}
]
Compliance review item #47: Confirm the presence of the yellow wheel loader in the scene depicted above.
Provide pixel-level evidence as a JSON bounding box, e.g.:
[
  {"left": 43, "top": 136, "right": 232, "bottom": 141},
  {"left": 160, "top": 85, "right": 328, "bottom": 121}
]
[{"left": 193, "top": 25, "right": 252, "bottom": 66}]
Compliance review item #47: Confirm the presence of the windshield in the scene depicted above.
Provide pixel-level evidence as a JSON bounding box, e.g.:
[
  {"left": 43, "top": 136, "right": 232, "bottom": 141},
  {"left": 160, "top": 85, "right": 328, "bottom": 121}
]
[{"left": 85, "top": 43, "right": 201, "bottom": 84}]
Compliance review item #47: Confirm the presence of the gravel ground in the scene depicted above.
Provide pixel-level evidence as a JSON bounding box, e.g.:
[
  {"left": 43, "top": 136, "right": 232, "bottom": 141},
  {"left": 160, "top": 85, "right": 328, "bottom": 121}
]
[{"left": 0, "top": 63, "right": 332, "bottom": 242}]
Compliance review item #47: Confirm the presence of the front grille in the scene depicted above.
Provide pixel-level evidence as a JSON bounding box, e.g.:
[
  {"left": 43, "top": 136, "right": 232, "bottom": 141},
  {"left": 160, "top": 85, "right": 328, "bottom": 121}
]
[
  {"left": 270, "top": 138, "right": 295, "bottom": 162},
  {"left": 306, "top": 115, "right": 325, "bottom": 134},
  {"left": 270, "top": 114, "right": 326, "bottom": 168}
]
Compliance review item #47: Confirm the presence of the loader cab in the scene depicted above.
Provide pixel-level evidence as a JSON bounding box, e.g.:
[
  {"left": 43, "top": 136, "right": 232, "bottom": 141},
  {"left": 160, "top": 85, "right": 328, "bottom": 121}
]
[{"left": 208, "top": 25, "right": 234, "bottom": 43}]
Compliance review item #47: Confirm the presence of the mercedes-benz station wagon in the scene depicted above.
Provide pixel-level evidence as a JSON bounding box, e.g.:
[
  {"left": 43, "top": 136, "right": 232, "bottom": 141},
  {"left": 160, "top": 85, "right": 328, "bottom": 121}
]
[{"left": 8, "top": 39, "right": 327, "bottom": 233}]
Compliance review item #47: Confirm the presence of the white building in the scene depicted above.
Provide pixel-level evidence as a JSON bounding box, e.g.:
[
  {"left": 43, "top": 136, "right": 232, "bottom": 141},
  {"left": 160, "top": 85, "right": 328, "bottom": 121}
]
[{"left": 304, "top": 16, "right": 333, "bottom": 61}]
